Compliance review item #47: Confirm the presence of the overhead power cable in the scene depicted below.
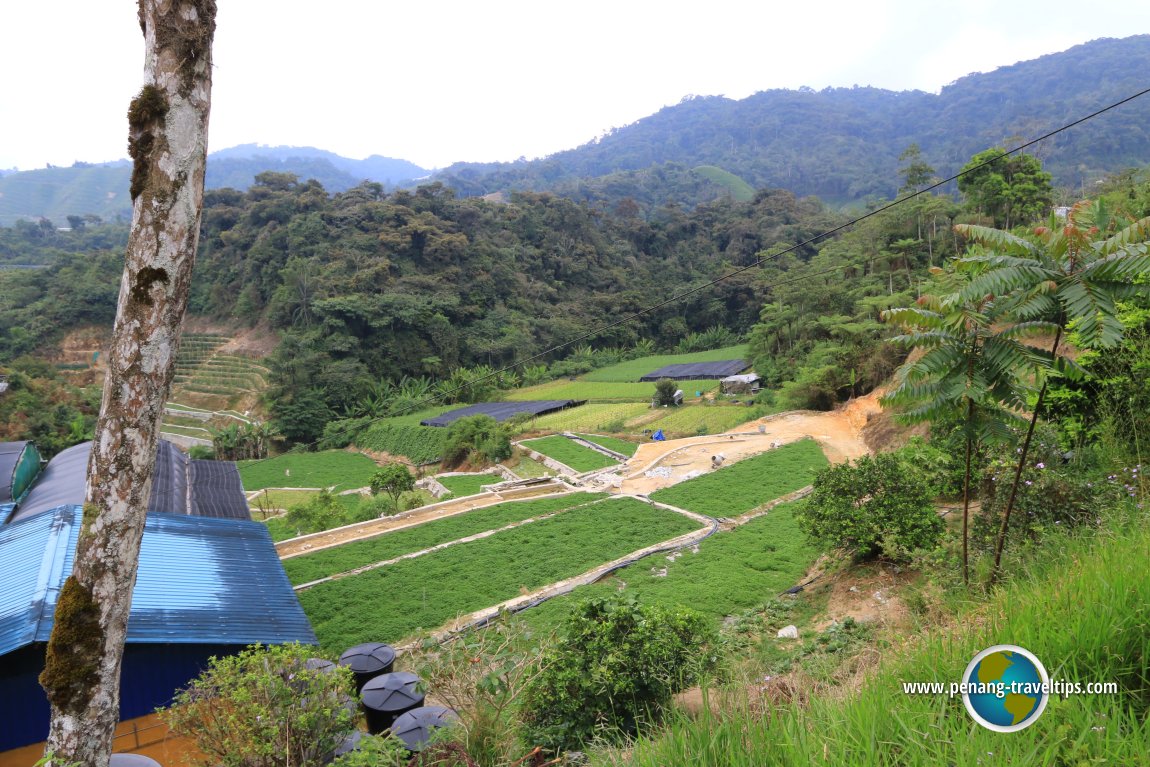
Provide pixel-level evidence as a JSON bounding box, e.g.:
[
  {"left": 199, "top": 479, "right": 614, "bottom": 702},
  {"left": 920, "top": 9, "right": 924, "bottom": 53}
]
[{"left": 238, "top": 85, "right": 1150, "bottom": 471}]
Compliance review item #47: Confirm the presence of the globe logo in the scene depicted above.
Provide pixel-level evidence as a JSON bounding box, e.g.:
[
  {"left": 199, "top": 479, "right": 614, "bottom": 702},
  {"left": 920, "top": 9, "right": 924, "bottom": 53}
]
[{"left": 962, "top": 644, "right": 1050, "bottom": 732}]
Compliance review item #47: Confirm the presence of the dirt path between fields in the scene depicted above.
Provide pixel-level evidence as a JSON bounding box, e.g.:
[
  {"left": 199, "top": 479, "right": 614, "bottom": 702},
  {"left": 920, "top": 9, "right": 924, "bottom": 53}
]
[
  {"left": 275, "top": 482, "right": 569, "bottom": 558},
  {"left": 590, "top": 390, "right": 882, "bottom": 496}
]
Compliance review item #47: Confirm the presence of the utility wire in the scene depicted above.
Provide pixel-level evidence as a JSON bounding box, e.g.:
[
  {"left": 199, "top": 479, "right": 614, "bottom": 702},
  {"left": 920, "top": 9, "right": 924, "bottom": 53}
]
[{"left": 238, "top": 85, "right": 1150, "bottom": 471}]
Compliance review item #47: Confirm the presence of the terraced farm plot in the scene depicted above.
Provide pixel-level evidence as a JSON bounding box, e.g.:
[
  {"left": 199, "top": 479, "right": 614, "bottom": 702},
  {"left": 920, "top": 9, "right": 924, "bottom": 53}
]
[
  {"left": 582, "top": 345, "right": 748, "bottom": 382},
  {"left": 437, "top": 473, "right": 499, "bottom": 497},
  {"left": 650, "top": 438, "right": 827, "bottom": 517},
  {"left": 508, "top": 380, "right": 718, "bottom": 402},
  {"left": 284, "top": 493, "right": 607, "bottom": 585},
  {"left": 521, "top": 500, "right": 814, "bottom": 632},
  {"left": 238, "top": 450, "right": 379, "bottom": 492},
  {"left": 521, "top": 435, "right": 620, "bottom": 473},
  {"left": 354, "top": 412, "right": 449, "bottom": 464},
  {"left": 575, "top": 433, "right": 638, "bottom": 457},
  {"left": 643, "top": 403, "right": 765, "bottom": 436},
  {"left": 527, "top": 402, "right": 651, "bottom": 433},
  {"left": 298, "top": 497, "right": 704, "bottom": 649}
]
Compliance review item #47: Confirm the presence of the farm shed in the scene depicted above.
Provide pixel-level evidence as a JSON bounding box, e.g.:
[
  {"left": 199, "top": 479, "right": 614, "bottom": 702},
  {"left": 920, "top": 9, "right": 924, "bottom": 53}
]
[
  {"left": 0, "top": 439, "right": 313, "bottom": 752},
  {"left": 638, "top": 359, "right": 748, "bottom": 382},
  {"left": 420, "top": 399, "right": 586, "bottom": 427},
  {"left": 721, "top": 373, "right": 761, "bottom": 394},
  {"left": 0, "top": 506, "right": 316, "bottom": 751},
  {"left": 0, "top": 441, "right": 41, "bottom": 508},
  {"left": 6, "top": 439, "right": 250, "bottom": 525}
]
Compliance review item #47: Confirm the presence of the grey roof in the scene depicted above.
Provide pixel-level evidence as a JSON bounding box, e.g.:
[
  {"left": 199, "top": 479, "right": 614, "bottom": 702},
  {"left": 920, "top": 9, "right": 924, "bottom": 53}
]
[
  {"left": 0, "top": 505, "right": 316, "bottom": 656},
  {"left": 10, "top": 440, "right": 250, "bottom": 524},
  {"left": 721, "top": 373, "right": 761, "bottom": 383},
  {"left": 638, "top": 359, "right": 748, "bottom": 382},
  {"left": 420, "top": 400, "right": 585, "bottom": 427}
]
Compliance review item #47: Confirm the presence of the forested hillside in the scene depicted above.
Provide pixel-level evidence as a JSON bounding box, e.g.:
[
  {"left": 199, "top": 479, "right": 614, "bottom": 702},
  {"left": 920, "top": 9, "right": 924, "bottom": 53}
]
[
  {"left": 437, "top": 36, "right": 1150, "bottom": 208},
  {"left": 14, "top": 149, "right": 1142, "bottom": 445}
]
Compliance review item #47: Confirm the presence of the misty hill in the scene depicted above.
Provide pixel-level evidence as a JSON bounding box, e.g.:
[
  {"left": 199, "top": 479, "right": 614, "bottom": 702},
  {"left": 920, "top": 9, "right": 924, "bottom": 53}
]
[
  {"left": 435, "top": 35, "right": 1150, "bottom": 207},
  {"left": 0, "top": 147, "right": 429, "bottom": 227}
]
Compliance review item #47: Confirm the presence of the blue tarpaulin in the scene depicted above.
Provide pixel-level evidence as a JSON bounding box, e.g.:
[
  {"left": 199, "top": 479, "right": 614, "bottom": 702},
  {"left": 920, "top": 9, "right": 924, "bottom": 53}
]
[{"left": 652, "top": 430, "right": 666, "bottom": 441}]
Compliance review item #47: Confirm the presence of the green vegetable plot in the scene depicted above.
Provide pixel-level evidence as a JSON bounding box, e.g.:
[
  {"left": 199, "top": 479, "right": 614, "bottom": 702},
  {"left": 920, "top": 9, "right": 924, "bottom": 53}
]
[
  {"left": 284, "top": 493, "right": 606, "bottom": 585},
  {"left": 521, "top": 435, "right": 620, "bottom": 472},
  {"left": 298, "top": 497, "right": 703, "bottom": 648},
  {"left": 650, "top": 438, "right": 827, "bottom": 517}
]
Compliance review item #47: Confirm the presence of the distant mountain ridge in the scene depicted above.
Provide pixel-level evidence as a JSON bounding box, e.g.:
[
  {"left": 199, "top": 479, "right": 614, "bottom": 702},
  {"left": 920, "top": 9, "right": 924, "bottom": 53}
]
[
  {"left": 0, "top": 146, "right": 430, "bottom": 227},
  {"left": 3, "top": 35, "right": 1149, "bottom": 226},
  {"left": 434, "top": 35, "right": 1150, "bottom": 207}
]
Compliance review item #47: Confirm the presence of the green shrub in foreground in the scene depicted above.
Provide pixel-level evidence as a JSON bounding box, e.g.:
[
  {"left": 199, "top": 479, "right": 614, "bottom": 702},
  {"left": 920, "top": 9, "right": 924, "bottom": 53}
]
[
  {"left": 797, "top": 452, "right": 942, "bottom": 560},
  {"left": 520, "top": 595, "right": 718, "bottom": 753},
  {"left": 161, "top": 643, "right": 355, "bottom": 767}
]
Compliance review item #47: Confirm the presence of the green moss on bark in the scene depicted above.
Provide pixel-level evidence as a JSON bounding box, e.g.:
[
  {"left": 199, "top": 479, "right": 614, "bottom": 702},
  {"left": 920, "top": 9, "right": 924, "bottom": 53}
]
[
  {"left": 127, "top": 85, "right": 169, "bottom": 201},
  {"left": 40, "top": 576, "right": 104, "bottom": 711}
]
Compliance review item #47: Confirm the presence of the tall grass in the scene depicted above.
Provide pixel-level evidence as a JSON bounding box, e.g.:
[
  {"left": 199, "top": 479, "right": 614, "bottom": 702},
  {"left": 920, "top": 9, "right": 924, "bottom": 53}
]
[{"left": 604, "top": 511, "right": 1150, "bottom": 766}]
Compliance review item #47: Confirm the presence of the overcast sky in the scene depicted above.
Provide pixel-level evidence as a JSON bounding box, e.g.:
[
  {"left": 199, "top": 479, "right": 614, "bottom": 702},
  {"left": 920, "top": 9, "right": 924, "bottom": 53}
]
[{"left": 2, "top": 1, "right": 1148, "bottom": 172}]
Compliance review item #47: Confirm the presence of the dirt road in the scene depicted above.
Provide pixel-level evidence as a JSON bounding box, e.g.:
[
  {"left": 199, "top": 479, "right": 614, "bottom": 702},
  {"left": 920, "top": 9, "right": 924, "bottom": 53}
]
[{"left": 596, "top": 391, "right": 882, "bottom": 496}]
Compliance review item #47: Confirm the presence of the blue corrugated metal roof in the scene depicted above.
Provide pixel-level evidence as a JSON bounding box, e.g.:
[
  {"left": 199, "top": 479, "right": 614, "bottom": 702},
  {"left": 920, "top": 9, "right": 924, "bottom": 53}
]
[
  {"left": 0, "top": 507, "right": 80, "bottom": 656},
  {"left": 1, "top": 506, "right": 315, "bottom": 656}
]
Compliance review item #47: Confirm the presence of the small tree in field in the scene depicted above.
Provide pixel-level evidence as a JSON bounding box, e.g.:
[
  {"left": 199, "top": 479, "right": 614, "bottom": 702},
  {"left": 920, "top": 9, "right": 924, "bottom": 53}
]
[
  {"left": 441, "top": 415, "right": 512, "bottom": 468},
  {"left": 797, "top": 453, "right": 942, "bottom": 561},
  {"left": 653, "top": 378, "right": 678, "bottom": 406},
  {"left": 370, "top": 463, "right": 415, "bottom": 513}
]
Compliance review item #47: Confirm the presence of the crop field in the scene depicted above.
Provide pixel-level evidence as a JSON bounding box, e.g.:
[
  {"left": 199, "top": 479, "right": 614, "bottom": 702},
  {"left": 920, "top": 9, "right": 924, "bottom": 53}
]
[
  {"left": 520, "top": 500, "right": 815, "bottom": 631},
  {"left": 649, "top": 439, "right": 827, "bottom": 517},
  {"left": 298, "top": 497, "right": 704, "bottom": 648},
  {"left": 643, "top": 403, "right": 765, "bottom": 436},
  {"left": 575, "top": 433, "right": 638, "bottom": 457},
  {"left": 248, "top": 488, "right": 327, "bottom": 510},
  {"left": 581, "top": 345, "right": 748, "bottom": 382},
  {"left": 237, "top": 450, "right": 379, "bottom": 492},
  {"left": 526, "top": 402, "right": 651, "bottom": 433},
  {"left": 506, "top": 380, "right": 680, "bottom": 402},
  {"left": 354, "top": 420, "right": 446, "bottom": 464},
  {"left": 506, "top": 453, "right": 554, "bottom": 478},
  {"left": 508, "top": 380, "right": 721, "bottom": 403},
  {"left": 284, "top": 492, "right": 607, "bottom": 585},
  {"left": 158, "top": 423, "right": 212, "bottom": 440},
  {"left": 437, "top": 473, "right": 499, "bottom": 498},
  {"left": 520, "top": 435, "right": 621, "bottom": 473}
]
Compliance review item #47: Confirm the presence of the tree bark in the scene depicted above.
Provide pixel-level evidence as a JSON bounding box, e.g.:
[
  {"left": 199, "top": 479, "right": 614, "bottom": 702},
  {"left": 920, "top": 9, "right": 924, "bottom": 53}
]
[{"left": 40, "top": 3, "right": 215, "bottom": 765}]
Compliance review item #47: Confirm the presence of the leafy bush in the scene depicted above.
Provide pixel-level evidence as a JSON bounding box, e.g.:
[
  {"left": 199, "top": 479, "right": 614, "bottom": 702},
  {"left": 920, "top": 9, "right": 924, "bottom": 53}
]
[
  {"left": 519, "top": 596, "right": 718, "bottom": 752},
  {"left": 161, "top": 643, "right": 356, "bottom": 767},
  {"left": 972, "top": 434, "right": 1119, "bottom": 554},
  {"left": 653, "top": 377, "right": 678, "bottom": 406},
  {"left": 797, "top": 453, "right": 942, "bottom": 560},
  {"left": 442, "top": 415, "right": 512, "bottom": 468},
  {"left": 406, "top": 613, "right": 546, "bottom": 766}
]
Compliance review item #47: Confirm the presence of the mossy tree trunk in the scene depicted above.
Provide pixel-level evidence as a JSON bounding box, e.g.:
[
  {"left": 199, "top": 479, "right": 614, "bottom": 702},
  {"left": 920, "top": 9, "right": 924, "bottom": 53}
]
[{"left": 40, "top": 2, "right": 216, "bottom": 765}]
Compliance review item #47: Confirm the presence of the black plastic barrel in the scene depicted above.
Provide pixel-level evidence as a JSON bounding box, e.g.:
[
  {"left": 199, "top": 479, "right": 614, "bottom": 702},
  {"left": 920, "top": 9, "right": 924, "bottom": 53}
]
[
  {"left": 360, "top": 671, "right": 425, "bottom": 734},
  {"left": 306, "top": 657, "right": 338, "bottom": 674},
  {"left": 330, "top": 729, "right": 364, "bottom": 761},
  {"left": 390, "top": 705, "right": 459, "bottom": 752},
  {"left": 338, "top": 642, "right": 396, "bottom": 693}
]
